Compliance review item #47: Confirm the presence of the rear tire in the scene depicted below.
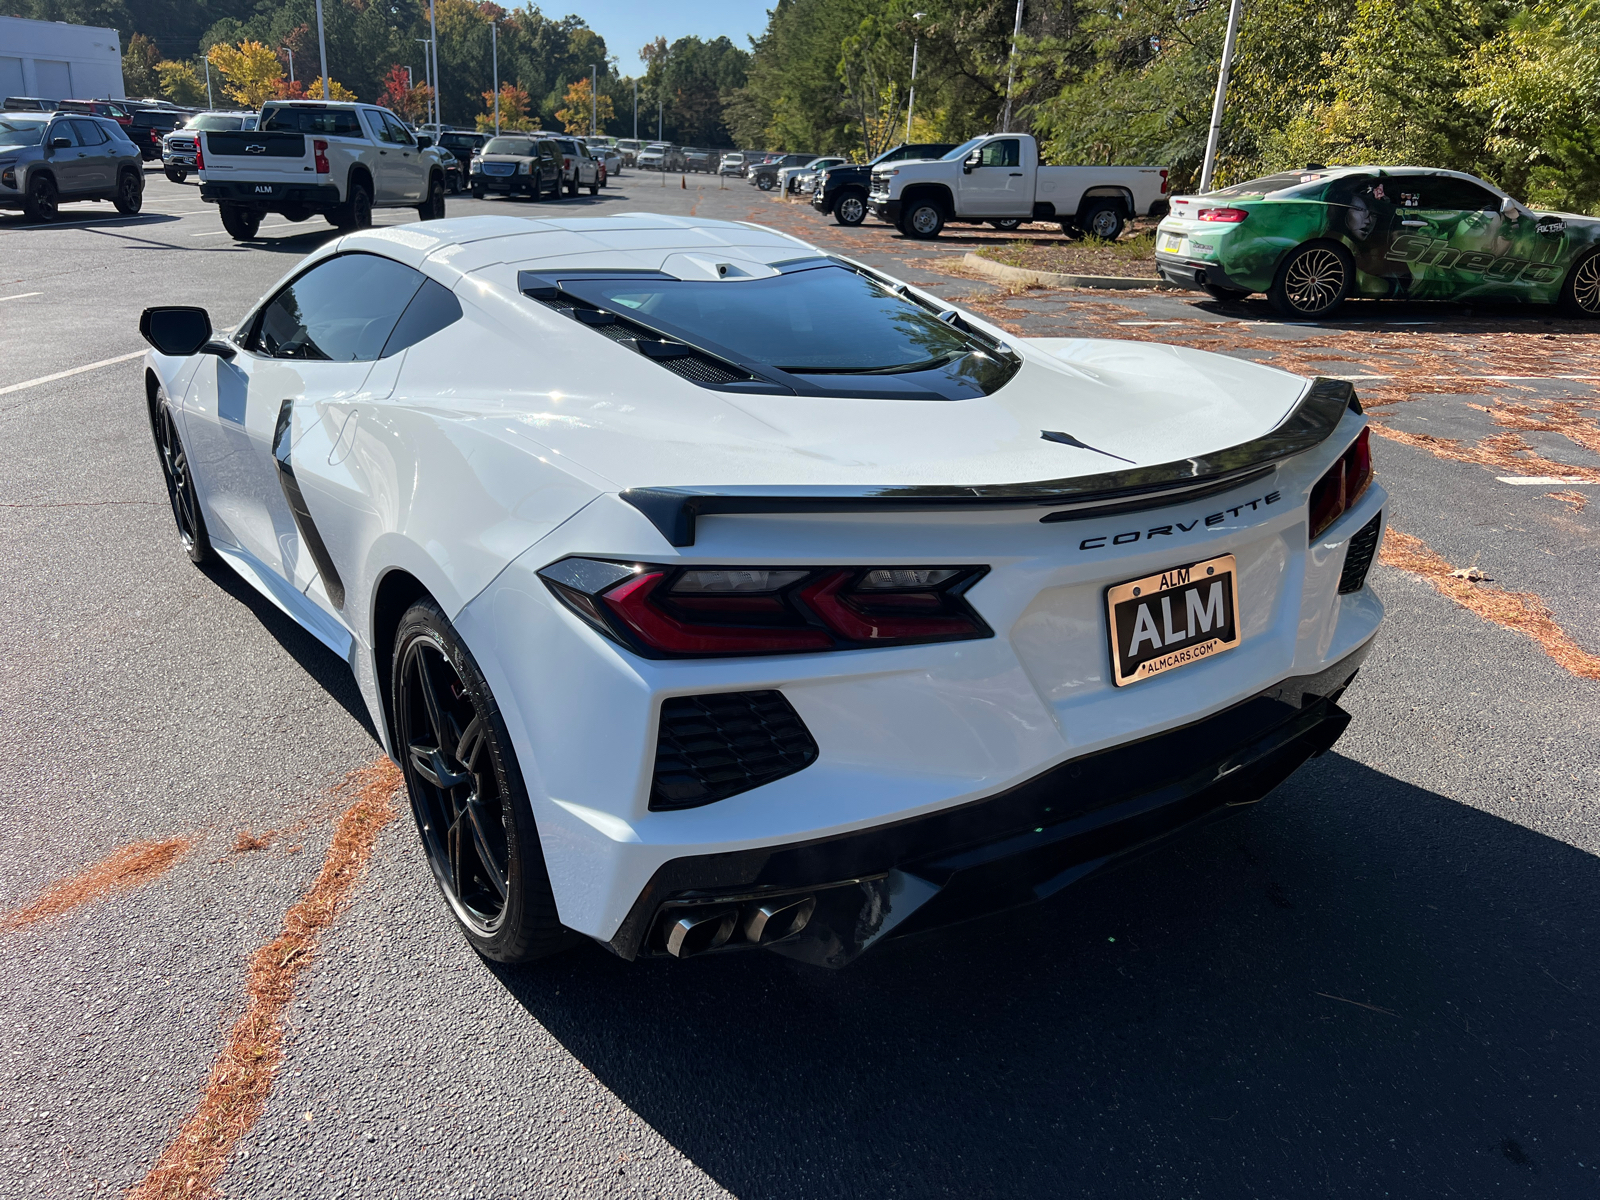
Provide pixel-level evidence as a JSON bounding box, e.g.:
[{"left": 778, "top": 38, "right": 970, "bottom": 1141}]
[
  {"left": 901, "top": 198, "right": 944, "bottom": 240},
  {"left": 393, "top": 599, "right": 572, "bottom": 964},
  {"left": 219, "top": 203, "right": 261, "bottom": 240},
  {"left": 834, "top": 190, "right": 867, "bottom": 226},
  {"left": 1269, "top": 241, "right": 1353, "bottom": 319},
  {"left": 1558, "top": 249, "right": 1600, "bottom": 318},
  {"left": 149, "top": 388, "right": 211, "bottom": 564},
  {"left": 418, "top": 173, "right": 445, "bottom": 220},
  {"left": 112, "top": 169, "right": 143, "bottom": 215},
  {"left": 589, "top": 175, "right": 599, "bottom": 195},
  {"left": 22, "top": 174, "right": 58, "bottom": 221},
  {"left": 565, "top": 175, "right": 577, "bottom": 198},
  {"left": 1077, "top": 201, "right": 1125, "bottom": 241},
  {"left": 331, "top": 184, "right": 372, "bottom": 230}
]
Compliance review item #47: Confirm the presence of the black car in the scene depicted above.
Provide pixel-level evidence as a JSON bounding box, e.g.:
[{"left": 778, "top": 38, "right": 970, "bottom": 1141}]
[
  {"left": 435, "top": 131, "right": 486, "bottom": 192},
  {"left": 470, "top": 134, "right": 562, "bottom": 200},
  {"left": 416, "top": 134, "right": 466, "bottom": 193},
  {"left": 811, "top": 142, "right": 957, "bottom": 225},
  {"left": 682, "top": 147, "right": 715, "bottom": 173},
  {"left": 748, "top": 152, "right": 816, "bottom": 191},
  {"left": 127, "top": 106, "right": 183, "bottom": 161}
]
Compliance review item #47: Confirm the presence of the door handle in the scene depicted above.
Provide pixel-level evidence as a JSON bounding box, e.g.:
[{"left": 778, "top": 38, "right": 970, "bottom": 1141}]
[
  {"left": 379, "top": 149, "right": 387, "bottom": 155},
  {"left": 1009, "top": 172, "right": 1023, "bottom": 176},
  {"left": 1400, "top": 219, "right": 1426, "bottom": 227}
]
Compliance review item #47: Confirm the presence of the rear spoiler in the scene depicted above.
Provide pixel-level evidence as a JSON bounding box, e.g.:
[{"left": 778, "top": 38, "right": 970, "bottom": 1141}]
[{"left": 620, "top": 377, "right": 1361, "bottom": 547}]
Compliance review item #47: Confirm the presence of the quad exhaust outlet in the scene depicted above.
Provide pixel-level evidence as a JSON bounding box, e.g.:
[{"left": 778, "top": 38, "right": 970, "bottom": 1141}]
[{"left": 661, "top": 893, "right": 818, "bottom": 958}]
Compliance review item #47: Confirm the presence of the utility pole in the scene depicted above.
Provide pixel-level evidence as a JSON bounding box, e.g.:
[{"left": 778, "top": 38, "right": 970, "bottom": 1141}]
[
  {"left": 591, "top": 63, "right": 597, "bottom": 136},
  {"left": 1198, "top": 0, "right": 1244, "bottom": 194},
  {"left": 313, "top": 0, "right": 330, "bottom": 100},
  {"left": 284, "top": 46, "right": 294, "bottom": 85},
  {"left": 204, "top": 56, "right": 213, "bottom": 108},
  {"left": 428, "top": 0, "right": 440, "bottom": 127},
  {"left": 905, "top": 12, "right": 924, "bottom": 141},
  {"left": 633, "top": 78, "right": 638, "bottom": 140},
  {"left": 415, "top": 38, "right": 432, "bottom": 125},
  {"left": 657, "top": 99, "right": 662, "bottom": 141},
  {"left": 491, "top": 21, "right": 499, "bottom": 134},
  {"left": 1001, "top": 0, "right": 1023, "bottom": 132}
]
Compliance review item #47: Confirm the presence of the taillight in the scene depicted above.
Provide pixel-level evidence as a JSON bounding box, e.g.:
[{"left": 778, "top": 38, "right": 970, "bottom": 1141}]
[
  {"left": 1308, "top": 427, "right": 1374, "bottom": 540},
  {"left": 1197, "top": 207, "right": 1249, "bottom": 222},
  {"left": 194, "top": 139, "right": 203, "bottom": 170},
  {"left": 314, "top": 139, "right": 329, "bottom": 174},
  {"left": 538, "top": 559, "right": 991, "bottom": 657},
  {"left": 1160, "top": 168, "right": 1169, "bottom": 195}
]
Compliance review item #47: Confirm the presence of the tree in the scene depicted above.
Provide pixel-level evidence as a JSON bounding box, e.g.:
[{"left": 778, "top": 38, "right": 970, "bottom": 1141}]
[
  {"left": 378, "top": 63, "right": 428, "bottom": 122},
  {"left": 639, "top": 34, "right": 749, "bottom": 146},
  {"left": 123, "top": 33, "right": 162, "bottom": 99},
  {"left": 157, "top": 61, "right": 207, "bottom": 107},
  {"left": 306, "top": 77, "right": 359, "bottom": 102},
  {"left": 208, "top": 40, "right": 285, "bottom": 108},
  {"left": 477, "top": 83, "right": 536, "bottom": 132},
  {"left": 554, "top": 76, "right": 614, "bottom": 135}
]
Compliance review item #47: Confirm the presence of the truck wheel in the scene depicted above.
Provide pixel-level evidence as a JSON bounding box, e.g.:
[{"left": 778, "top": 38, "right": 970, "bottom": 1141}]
[
  {"left": 1077, "top": 201, "right": 1126, "bottom": 241},
  {"left": 219, "top": 203, "right": 261, "bottom": 240},
  {"left": 112, "top": 169, "right": 143, "bottom": 215},
  {"left": 989, "top": 218, "right": 1023, "bottom": 231},
  {"left": 566, "top": 175, "right": 578, "bottom": 198},
  {"left": 901, "top": 199, "right": 944, "bottom": 240},
  {"left": 1558, "top": 249, "right": 1600, "bottom": 318},
  {"left": 588, "top": 175, "right": 599, "bottom": 196},
  {"left": 164, "top": 167, "right": 187, "bottom": 184},
  {"left": 418, "top": 174, "right": 445, "bottom": 220},
  {"left": 757, "top": 174, "right": 774, "bottom": 191},
  {"left": 471, "top": 184, "right": 485, "bottom": 200},
  {"left": 1268, "top": 241, "right": 1353, "bottom": 319},
  {"left": 23, "top": 174, "right": 58, "bottom": 222},
  {"left": 834, "top": 190, "right": 867, "bottom": 226},
  {"left": 333, "top": 184, "right": 372, "bottom": 230}
]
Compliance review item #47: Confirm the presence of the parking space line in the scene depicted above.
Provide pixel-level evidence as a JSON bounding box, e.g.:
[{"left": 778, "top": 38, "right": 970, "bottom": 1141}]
[
  {"left": 0, "top": 292, "right": 43, "bottom": 302},
  {"left": 0, "top": 350, "right": 145, "bottom": 396}
]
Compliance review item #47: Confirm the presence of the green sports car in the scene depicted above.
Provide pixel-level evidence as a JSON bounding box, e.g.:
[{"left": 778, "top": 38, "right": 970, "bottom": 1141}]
[{"left": 1154, "top": 166, "right": 1600, "bottom": 319}]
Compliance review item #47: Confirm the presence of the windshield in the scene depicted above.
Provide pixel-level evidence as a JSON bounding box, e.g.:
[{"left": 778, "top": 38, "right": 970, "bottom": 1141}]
[
  {"left": 0, "top": 119, "right": 46, "bottom": 146},
  {"left": 483, "top": 137, "right": 536, "bottom": 155},
  {"left": 940, "top": 137, "right": 986, "bottom": 162},
  {"left": 185, "top": 114, "right": 245, "bottom": 132},
  {"left": 563, "top": 265, "right": 1003, "bottom": 377}
]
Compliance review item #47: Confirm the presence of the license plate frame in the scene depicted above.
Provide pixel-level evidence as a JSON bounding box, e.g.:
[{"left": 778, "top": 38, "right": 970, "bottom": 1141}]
[
  {"left": 1106, "top": 553, "right": 1241, "bottom": 687},
  {"left": 1157, "top": 231, "right": 1187, "bottom": 255}
]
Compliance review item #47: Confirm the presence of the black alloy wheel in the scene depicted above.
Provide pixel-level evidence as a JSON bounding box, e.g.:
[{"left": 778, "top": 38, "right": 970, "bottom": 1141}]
[
  {"left": 1269, "top": 241, "right": 1353, "bottom": 318},
  {"left": 589, "top": 174, "right": 599, "bottom": 195},
  {"left": 332, "top": 185, "right": 373, "bottom": 230},
  {"left": 834, "top": 190, "right": 867, "bottom": 226},
  {"left": 220, "top": 203, "right": 261, "bottom": 240},
  {"left": 113, "top": 170, "right": 143, "bottom": 215},
  {"left": 23, "top": 174, "right": 58, "bottom": 222},
  {"left": 150, "top": 393, "right": 210, "bottom": 563},
  {"left": 757, "top": 173, "right": 774, "bottom": 191},
  {"left": 1559, "top": 250, "right": 1600, "bottom": 318},
  {"left": 393, "top": 600, "right": 569, "bottom": 962}
]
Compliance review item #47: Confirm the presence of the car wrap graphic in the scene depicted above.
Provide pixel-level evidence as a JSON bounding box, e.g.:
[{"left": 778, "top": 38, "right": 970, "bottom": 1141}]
[{"left": 1155, "top": 167, "right": 1600, "bottom": 305}]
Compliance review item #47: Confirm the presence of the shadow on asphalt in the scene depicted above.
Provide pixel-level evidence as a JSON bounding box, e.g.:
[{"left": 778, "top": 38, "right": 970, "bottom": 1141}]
[
  {"left": 198, "top": 557, "right": 380, "bottom": 743},
  {"left": 491, "top": 753, "right": 1597, "bottom": 1198}
]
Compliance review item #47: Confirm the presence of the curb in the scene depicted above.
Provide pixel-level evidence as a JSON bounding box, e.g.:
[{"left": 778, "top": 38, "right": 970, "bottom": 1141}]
[{"left": 959, "top": 252, "right": 1176, "bottom": 291}]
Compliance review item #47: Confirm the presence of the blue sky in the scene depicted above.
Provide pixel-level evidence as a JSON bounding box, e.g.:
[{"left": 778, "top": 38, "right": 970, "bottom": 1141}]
[{"left": 576, "top": 0, "right": 771, "bottom": 76}]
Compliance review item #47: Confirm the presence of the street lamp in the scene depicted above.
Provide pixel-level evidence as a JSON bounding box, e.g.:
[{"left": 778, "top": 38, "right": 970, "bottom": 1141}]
[
  {"left": 284, "top": 46, "right": 294, "bottom": 86},
  {"left": 314, "top": 0, "right": 330, "bottom": 100},
  {"left": 415, "top": 38, "right": 433, "bottom": 125},
  {"left": 1198, "top": 0, "right": 1245, "bottom": 194},
  {"left": 633, "top": 77, "right": 638, "bottom": 141},
  {"left": 491, "top": 21, "right": 499, "bottom": 135},
  {"left": 591, "top": 63, "right": 597, "bottom": 136},
  {"left": 1001, "top": 0, "right": 1023, "bottom": 132},
  {"left": 428, "top": 1, "right": 440, "bottom": 127},
  {"left": 905, "top": 12, "right": 924, "bottom": 141}
]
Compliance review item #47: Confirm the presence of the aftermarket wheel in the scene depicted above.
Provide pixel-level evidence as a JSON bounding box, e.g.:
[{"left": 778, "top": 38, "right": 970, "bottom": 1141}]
[
  {"left": 113, "top": 169, "right": 144, "bottom": 215},
  {"left": 393, "top": 599, "right": 570, "bottom": 963},
  {"left": 1269, "top": 241, "right": 1353, "bottom": 318},
  {"left": 219, "top": 203, "right": 261, "bottom": 240},
  {"left": 22, "top": 174, "right": 57, "bottom": 221},
  {"left": 834, "top": 190, "right": 867, "bottom": 226},
  {"left": 1559, "top": 250, "right": 1600, "bottom": 318},
  {"left": 901, "top": 199, "right": 944, "bottom": 240},
  {"left": 149, "top": 390, "right": 210, "bottom": 564}
]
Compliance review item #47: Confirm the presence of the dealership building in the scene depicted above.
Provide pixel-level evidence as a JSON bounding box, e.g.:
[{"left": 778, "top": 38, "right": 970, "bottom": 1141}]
[{"left": 0, "top": 15, "right": 125, "bottom": 102}]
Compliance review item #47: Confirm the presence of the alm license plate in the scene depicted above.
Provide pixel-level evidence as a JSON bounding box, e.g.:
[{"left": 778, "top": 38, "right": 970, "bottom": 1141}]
[
  {"left": 1157, "top": 231, "right": 1187, "bottom": 255},
  {"left": 1106, "top": 554, "right": 1240, "bottom": 686}
]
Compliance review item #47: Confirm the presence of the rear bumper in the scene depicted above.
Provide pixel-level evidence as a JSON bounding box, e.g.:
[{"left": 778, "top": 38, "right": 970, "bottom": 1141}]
[
  {"left": 607, "top": 638, "right": 1372, "bottom": 965},
  {"left": 1154, "top": 251, "right": 1251, "bottom": 294},
  {"left": 199, "top": 181, "right": 341, "bottom": 211}
]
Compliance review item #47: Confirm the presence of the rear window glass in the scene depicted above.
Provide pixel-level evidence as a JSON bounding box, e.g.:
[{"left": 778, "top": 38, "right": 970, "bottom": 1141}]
[
  {"left": 561, "top": 265, "right": 1010, "bottom": 383},
  {"left": 484, "top": 137, "right": 536, "bottom": 155},
  {"left": 259, "top": 106, "right": 363, "bottom": 135},
  {"left": 186, "top": 115, "right": 244, "bottom": 131},
  {"left": 0, "top": 119, "right": 46, "bottom": 147},
  {"left": 1205, "top": 171, "right": 1336, "bottom": 199}
]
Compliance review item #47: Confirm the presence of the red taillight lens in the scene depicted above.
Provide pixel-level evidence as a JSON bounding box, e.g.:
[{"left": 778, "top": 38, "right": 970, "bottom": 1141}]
[
  {"left": 541, "top": 560, "right": 991, "bottom": 657},
  {"left": 194, "top": 140, "right": 203, "bottom": 171},
  {"left": 314, "top": 139, "right": 329, "bottom": 174},
  {"left": 1197, "top": 206, "right": 1249, "bottom": 222},
  {"left": 1160, "top": 168, "right": 1169, "bottom": 195},
  {"left": 1308, "top": 427, "right": 1374, "bottom": 540}
]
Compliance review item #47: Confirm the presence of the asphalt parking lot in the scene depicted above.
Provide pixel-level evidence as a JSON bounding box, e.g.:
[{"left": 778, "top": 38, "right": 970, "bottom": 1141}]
[{"left": 2, "top": 165, "right": 1598, "bottom": 1199}]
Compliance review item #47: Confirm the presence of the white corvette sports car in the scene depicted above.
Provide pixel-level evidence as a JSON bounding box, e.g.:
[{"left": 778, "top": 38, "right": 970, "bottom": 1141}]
[{"left": 138, "top": 213, "right": 1386, "bottom": 967}]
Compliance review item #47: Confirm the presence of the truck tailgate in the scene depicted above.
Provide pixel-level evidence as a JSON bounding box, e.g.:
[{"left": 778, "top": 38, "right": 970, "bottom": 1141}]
[{"left": 200, "top": 130, "right": 313, "bottom": 178}]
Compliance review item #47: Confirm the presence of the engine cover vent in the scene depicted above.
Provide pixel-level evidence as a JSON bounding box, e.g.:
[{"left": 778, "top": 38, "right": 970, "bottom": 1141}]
[{"left": 650, "top": 691, "right": 819, "bottom": 811}]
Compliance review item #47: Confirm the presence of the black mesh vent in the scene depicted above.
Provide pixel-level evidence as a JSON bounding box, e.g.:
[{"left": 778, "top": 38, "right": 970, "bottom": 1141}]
[
  {"left": 1338, "top": 511, "right": 1382, "bottom": 594},
  {"left": 655, "top": 353, "right": 747, "bottom": 385},
  {"left": 532, "top": 295, "right": 754, "bottom": 385},
  {"left": 650, "top": 691, "right": 819, "bottom": 811}
]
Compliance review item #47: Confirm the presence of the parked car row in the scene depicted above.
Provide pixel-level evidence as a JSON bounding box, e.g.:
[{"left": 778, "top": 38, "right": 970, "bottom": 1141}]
[{"left": 0, "top": 110, "right": 146, "bottom": 220}]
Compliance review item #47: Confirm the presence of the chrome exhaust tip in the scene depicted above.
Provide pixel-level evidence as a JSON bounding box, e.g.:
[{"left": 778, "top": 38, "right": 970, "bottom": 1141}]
[
  {"left": 744, "top": 895, "right": 816, "bottom": 946},
  {"left": 664, "top": 907, "right": 737, "bottom": 958}
]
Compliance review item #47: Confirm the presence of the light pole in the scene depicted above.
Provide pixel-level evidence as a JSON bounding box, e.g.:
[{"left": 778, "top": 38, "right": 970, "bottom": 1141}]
[
  {"left": 415, "top": 38, "right": 432, "bottom": 125},
  {"left": 905, "top": 12, "right": 924, "bottom": 141},
  {"left": 284, "top": 46, "right": 294, "bottom": 86},
  {"left": 491, "top": 21, "right": 499, "bottom": 134},
  {"left": 313, "top": 0, "right": 329, "bottom": 100},
  {"left": 204, "top": 56, "right": 213, "bottom": 108},
  {"left": 1198, "top": 0, "right": 1244, "bottom": 194},
  {"left": 658, "top": 99, "right": 662, "bottom": 142},
  {"left": 590, "top": 63, "right": 597, "bottom": 136},
  {"left": 633, "top": 78, "right": 638, "bottom": 140},
  {"left": 428, "top": 1, "right": 440, "bottom": 127},
  {"left": 1001, "top": 0, "right": 1023, "bottom": 132}
]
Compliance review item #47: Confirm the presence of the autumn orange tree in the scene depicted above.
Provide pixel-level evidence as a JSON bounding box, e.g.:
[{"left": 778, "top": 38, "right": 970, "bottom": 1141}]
[
  {"left": 377, "top": 64, "right": 429, "bottom": 121},
  {"left": 554, "top": 77, "right": 613, "bottom": 136},
  {"left": 476, "top": 83, "right": 536, "bottom": 132}
]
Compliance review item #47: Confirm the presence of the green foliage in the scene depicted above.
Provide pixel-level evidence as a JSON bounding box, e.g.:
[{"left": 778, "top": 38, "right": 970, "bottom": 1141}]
[
  {"left": 639, "top": 35, "right": 750, "bottom": 146},
  {"left": 122, "top": 31, "right": 162, "bottom": 97}
]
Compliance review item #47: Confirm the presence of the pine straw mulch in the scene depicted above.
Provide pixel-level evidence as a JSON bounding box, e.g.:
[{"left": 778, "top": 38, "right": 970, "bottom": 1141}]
[
  {"left": 0, "top": 837, "right": 192, "bottom": 932},
  {"left": 975, "top": 230, "right": 1159, "bottom": 278}
]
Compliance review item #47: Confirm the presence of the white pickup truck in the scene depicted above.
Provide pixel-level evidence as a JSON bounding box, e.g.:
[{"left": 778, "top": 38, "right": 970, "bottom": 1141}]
[
  {"left": 197, "top": 100, "right": 451, "bottom": 241},
  {"left": 869, "top": 133, "right": 1169, "bottom": 240}
]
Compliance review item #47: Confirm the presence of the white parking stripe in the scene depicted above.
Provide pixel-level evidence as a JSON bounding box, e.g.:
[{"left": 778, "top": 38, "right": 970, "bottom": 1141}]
[
  {"left": 0, "top": 351, "right": 144, "bottom": 397},
  {"left": 0, "top": 292, "right": 43, "bottom": 302}
]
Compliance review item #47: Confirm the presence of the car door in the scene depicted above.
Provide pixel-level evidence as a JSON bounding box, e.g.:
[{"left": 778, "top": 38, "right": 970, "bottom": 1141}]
[
  {"left": 182, "top": 252, "right": 430, "bottom": 595},
  {"left": 362, "top": 109, "right": 405, "bottom": 200},
  {"left": 42, "top": 118, "right": 90, "bottom": 194},
  {"left": 69, "top": 119, "right": 114, "bottom": 191},
  {"left": 382, "top": 112, "right": 427, "bottom": 201},
  {"left": 957, "top": 138, "right": 1024, "bottom": 216},
  {"left": 1400, "top": 174, "right": 1550, "bottom": 301}
]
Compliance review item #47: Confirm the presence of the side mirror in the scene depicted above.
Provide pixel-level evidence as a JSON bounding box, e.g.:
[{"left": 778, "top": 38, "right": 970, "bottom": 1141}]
[
  {"left": 963, "top": 151, "right": 980, "bottom": 175},
  {"left": 1499, "top": 195, "right": 1519, "bottom": 218},
  {"left": 416, "top": 135, "right": 434, "bottom": 149},
  {"left": 140, "top": 306, "right": 235, "bottom": 358},
  {"left": 51, "top": 136, "right": 71, "bottom": 149}
]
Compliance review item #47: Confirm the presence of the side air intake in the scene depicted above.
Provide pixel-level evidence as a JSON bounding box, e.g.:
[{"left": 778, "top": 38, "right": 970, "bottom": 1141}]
[
  {"left": 1338, "top": 511, "right": 1382, "bottom": 594},
  {"left": 650, "top": 691, "right": 819, "bottom": 810}
]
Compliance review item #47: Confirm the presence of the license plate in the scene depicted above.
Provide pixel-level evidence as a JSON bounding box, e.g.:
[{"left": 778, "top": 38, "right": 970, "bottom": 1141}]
[
  {"left": 1157, "top": 231, "right": 1187, "bottom": 255},
  {"left": 1106, "top": 554, "right": 1240, "bottom": 686}
]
